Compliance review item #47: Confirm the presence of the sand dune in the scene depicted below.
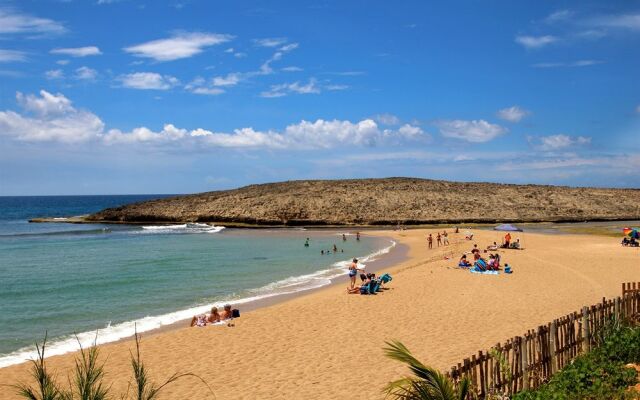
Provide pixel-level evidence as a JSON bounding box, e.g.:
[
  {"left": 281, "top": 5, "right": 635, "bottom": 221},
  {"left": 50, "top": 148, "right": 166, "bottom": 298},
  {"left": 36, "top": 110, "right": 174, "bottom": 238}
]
[{"left": 1, "top": 229, "right": 638, "bottom": 399}]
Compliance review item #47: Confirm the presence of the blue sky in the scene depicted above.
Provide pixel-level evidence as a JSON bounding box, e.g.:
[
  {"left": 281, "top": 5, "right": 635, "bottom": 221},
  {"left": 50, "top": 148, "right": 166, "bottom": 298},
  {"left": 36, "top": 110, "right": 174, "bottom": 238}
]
[{"left": 0, "top": 0, "right": 639, "bottom": 195}]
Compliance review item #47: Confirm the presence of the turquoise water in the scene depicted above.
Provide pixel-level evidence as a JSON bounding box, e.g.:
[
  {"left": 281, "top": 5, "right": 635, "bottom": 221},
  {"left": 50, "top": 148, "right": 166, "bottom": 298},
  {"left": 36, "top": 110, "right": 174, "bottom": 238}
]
[{"left": 0, "top": 196, "right": 392, "bottom": 367}]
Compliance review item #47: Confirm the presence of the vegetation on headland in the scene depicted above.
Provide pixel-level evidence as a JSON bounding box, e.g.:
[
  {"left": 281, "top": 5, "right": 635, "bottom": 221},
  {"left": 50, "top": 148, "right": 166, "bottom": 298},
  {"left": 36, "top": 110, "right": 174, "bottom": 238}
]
[
  {"left": 82, "top": 178, "right": 640, "bottom": 226},
  {"left": 9, "top": 331, "right": 213, "bottom": 400},
  {"left": 385, "top": 321, "right": 640, "bottom": 400}
]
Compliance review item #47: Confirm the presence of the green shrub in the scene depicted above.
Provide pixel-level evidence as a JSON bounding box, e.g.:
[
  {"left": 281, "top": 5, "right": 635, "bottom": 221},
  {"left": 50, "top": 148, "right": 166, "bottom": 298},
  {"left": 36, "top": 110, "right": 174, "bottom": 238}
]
[{"left": 514, "top": 323, "right": 640, "bottom": 400}]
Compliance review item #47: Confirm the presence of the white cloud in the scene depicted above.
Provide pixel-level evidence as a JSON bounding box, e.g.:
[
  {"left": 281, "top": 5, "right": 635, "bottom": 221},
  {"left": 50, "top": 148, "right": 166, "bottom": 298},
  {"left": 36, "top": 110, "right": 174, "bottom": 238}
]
[
  {"left": 45, "top": 69, "right": 64, "bottom": 79},
  {"left": 190, "top": 87, "right": 225, "bottom": 96},
  {"left": 104, "top": 124, "right": 187, "bottom": 144},
  {"left": 212, "top": 73, "right": 241, "bottom": 87},
  {"left": 56, "top": 59, "right": 70, "bottom": 65},
  {"left": 396, "top": 124, "right": 425, "bottom": 140},
  {"left": 50, "top": 46, "right": 102, "bottom": 57},
  {"left": 436, "top": 119, "right": 507, "bottom": 143},
  {"left": 1, "top": 91, "right": 429, "bottom": 149},
  {"left": 259, "top": 42, "right": 299, "bottom": 75},
  {"left": 17, "top": 91, "right": 73, "bottom": 115},
  {"left": 0, "top": 8, "right": 66, "bottom": 36},
  {"left": 254, "top": 37, "right": 287, "bottom": 47},
  {"left": 374, "top": 113, "right": 400, "bottom": 126},
  {"left": 261, "top": 78, "right": 320, "bottom": 98},
  {"left": 532, "top": 60, "right": 603, "bottom": 68},
  {"left": 75, "top": 66, "right": 98, "bottom": 81},
  {"left": 185, "top": 76, "right": 225, "bottom": 95},
  {"left": 105, "top": 118, "right": 423, "bottom": 149},
  {"left": 590, "top": 13, "right": 640, "bottom": 31},
  {"left": 118, "top": 72, "right": 179, "bottom": 90},
  {"left": 124, "top": 32, "right": 233, "bottom": 61},
  {"left": 0, "top": 91, "right": 103, "bottom": 142},
  {"left": 325, "top": 84, "right": 349, "bottom": 91},
  {"left": 545, "top": 10, "right": 573, "bottom": 23},
  {"left": 529, "top": 134, "right": 591, "bottom": 151},
  {"left": 497, "top": 106, "right": 530, "bottom": 122},
  {"left": 0, "top": 49, "right": 27, "bottom": 63},
  {"left": 282, "top": 66, "right": 302, "bottom": 72},
  {"left": 515, "top": 35, "right": 557, "bottom": 49}
]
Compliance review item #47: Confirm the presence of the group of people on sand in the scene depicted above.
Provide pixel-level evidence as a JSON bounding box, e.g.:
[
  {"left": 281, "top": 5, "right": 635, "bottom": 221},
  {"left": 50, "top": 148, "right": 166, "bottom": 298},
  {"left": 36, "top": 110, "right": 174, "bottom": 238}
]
[
  {"left": 621, "top": 237, "right": 639, "bottom": 247},
  {"left": 346, "top": 257, "right": 392, "bottom": 295},
  {"left": 459, "top": 244, "right": 512, "bottom": 273},
  {"left": 190, "top": 304, "right": 237, "bottom": 327},
  {"left": 427, "top": 231, "right": 449, "bottom": 249}
]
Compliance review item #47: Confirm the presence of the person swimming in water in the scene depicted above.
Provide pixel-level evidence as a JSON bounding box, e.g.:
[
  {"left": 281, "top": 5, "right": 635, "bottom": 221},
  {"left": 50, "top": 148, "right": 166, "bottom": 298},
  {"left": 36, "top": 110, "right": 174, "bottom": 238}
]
[
  {"left": 333, "top": 244, "right": 338, "bottom": 252},
  {"left": 342, "top": 234, "right": 347, "bottom": 241},
  {"left": 304, "top": 238, "right": 309, "bottom": 247}
]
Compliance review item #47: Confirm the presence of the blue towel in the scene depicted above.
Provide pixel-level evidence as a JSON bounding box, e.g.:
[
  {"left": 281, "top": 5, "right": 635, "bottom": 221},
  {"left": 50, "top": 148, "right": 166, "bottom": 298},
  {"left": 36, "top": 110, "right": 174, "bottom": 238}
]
[{"left": 470, "top": 269, "right": 499, "bottom": 275}]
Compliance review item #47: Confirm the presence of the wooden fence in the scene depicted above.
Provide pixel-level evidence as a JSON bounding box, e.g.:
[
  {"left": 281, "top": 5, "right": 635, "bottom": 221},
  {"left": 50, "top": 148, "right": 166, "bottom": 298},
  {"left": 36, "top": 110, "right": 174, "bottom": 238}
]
[{"left": 447, "top": 283, "right": 640, "bottom": 398}]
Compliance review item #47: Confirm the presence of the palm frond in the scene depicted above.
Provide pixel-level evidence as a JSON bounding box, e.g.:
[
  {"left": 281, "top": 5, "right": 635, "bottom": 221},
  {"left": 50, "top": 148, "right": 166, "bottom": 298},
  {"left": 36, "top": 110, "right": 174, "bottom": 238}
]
[{"left": 383, "top": 340, "right": 467, "bottom": 400}]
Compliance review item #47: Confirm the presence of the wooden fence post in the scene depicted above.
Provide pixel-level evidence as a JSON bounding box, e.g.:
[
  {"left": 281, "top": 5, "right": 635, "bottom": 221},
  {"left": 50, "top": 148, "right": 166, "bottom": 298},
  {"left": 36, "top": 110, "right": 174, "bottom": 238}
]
[
  {"left": 582, "top": 306, "right": 590, "bottom": 353},
  {"left": 520, "top": 337, "right": 529, "bottom": 391},
  {"left": 615, "top": 297, "right": 621, "bottom": 320},
  {"left": 549, "top": 321, "right": 557, "bottom": 375}
]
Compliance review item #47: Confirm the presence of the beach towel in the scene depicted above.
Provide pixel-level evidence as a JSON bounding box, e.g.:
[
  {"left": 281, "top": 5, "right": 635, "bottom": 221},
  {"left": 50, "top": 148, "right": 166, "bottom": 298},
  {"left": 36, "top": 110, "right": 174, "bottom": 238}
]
[{"left": 470, "top": 269, "right": 499, "bottom": 275}]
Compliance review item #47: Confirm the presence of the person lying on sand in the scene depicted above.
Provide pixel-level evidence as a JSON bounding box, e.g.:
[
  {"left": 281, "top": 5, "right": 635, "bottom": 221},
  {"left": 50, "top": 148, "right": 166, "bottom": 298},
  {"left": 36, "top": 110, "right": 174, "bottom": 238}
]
[
  {"left": 208, "top": 307, "right": 221, "bottom": 323},
  {"left": 487, "top": 242, "right": 498, "bottom": 251},
  {"left": 190, "top": 314, "right": 208, "bottom": 327},
  {"left": 220, "top": 304, "right": 234, "bottom": 320}
]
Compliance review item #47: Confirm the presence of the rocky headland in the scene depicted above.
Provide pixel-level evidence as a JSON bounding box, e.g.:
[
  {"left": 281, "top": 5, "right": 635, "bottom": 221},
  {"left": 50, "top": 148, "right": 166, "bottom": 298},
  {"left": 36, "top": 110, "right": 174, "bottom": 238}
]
[{"left": 74, "top": 178, "right": 640, "bottom": 226}]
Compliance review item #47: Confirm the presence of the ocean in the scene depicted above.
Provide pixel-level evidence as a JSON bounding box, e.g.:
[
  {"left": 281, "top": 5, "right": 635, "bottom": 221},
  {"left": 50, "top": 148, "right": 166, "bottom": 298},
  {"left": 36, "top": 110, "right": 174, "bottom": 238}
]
[{"left": 0, "top": 195, "right": 394, "bottom": 367}]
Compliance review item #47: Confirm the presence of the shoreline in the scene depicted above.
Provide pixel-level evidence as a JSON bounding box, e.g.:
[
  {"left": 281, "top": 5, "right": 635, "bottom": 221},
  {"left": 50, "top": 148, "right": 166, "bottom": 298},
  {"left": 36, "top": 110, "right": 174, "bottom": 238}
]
[
  {"left": 141, "top": 235, "right": 408, "bottom": 342},
  {"left": 1, "top": 228, "right": 639, "bottom": 399},
  {"left": 29, "top": 215, "right": 640, "bottom": 227},
  {"left": 0, "top": 230, "right": 406, "bottom": 369}
]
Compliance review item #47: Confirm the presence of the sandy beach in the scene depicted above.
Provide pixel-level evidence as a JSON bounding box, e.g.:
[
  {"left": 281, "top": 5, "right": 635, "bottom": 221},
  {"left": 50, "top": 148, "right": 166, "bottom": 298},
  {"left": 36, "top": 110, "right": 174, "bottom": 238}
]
[{"left": 1, "top": 228, "right": 639, "bottom": 399}]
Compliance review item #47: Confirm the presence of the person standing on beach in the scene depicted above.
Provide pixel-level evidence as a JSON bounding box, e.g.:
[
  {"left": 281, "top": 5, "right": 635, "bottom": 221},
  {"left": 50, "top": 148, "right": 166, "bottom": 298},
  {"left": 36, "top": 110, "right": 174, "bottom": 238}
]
[
  {"left": 436, "top": 233, "right": 442, "bottom": 247},
  {"left": 427, "top": 234, "right": 433, "bottom": 249},
  {"left": 443, "top": 231, "right": 449, "bottom": 245},
  {"left": 504, "top": 232, "right": 511, "bottom": 248},
  {"left": 348, "top": 258, "right": 359, "bottom": 289}
]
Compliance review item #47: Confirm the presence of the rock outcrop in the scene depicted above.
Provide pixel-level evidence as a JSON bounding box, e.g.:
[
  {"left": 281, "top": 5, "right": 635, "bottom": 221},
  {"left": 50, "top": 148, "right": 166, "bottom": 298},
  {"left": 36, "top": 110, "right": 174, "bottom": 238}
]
[{"left": 86, "top": 178, "right": 640, "bottom": 226}]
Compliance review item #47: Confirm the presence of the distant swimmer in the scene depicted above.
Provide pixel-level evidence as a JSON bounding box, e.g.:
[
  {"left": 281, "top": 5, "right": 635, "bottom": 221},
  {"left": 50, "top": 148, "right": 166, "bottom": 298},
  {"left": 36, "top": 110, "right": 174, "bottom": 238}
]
[
  {"left": 304, "top": 238, "right": 310, "bottom": 247},
  {"left": 333, "top": 244, "right": 338, "bottom": 253},
  {"left": 356, "top": 232, "right": 360, "bottom": 241},
  {"left": 321, "top": 250, "right": 324, "bottom": 255},
  {"left": 342, "top": 234, "right": 347, "bottom": 241}
]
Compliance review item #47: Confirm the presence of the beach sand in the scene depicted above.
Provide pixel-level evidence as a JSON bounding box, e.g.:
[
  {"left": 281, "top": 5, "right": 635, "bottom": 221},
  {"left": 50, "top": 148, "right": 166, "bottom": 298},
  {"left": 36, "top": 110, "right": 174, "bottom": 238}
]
[{"left": 1, "top": 229, "right": 639, "bottom": 399}]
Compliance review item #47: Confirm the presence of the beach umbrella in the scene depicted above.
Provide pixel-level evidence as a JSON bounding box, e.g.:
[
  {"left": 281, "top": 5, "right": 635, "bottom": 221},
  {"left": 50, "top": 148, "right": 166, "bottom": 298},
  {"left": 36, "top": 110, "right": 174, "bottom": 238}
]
[
  {"left": 624, "top": 228, "right": 640, "bottom": 239},
  {"left": 493, "top": 224, "right": 523, "bottom": 232}
]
